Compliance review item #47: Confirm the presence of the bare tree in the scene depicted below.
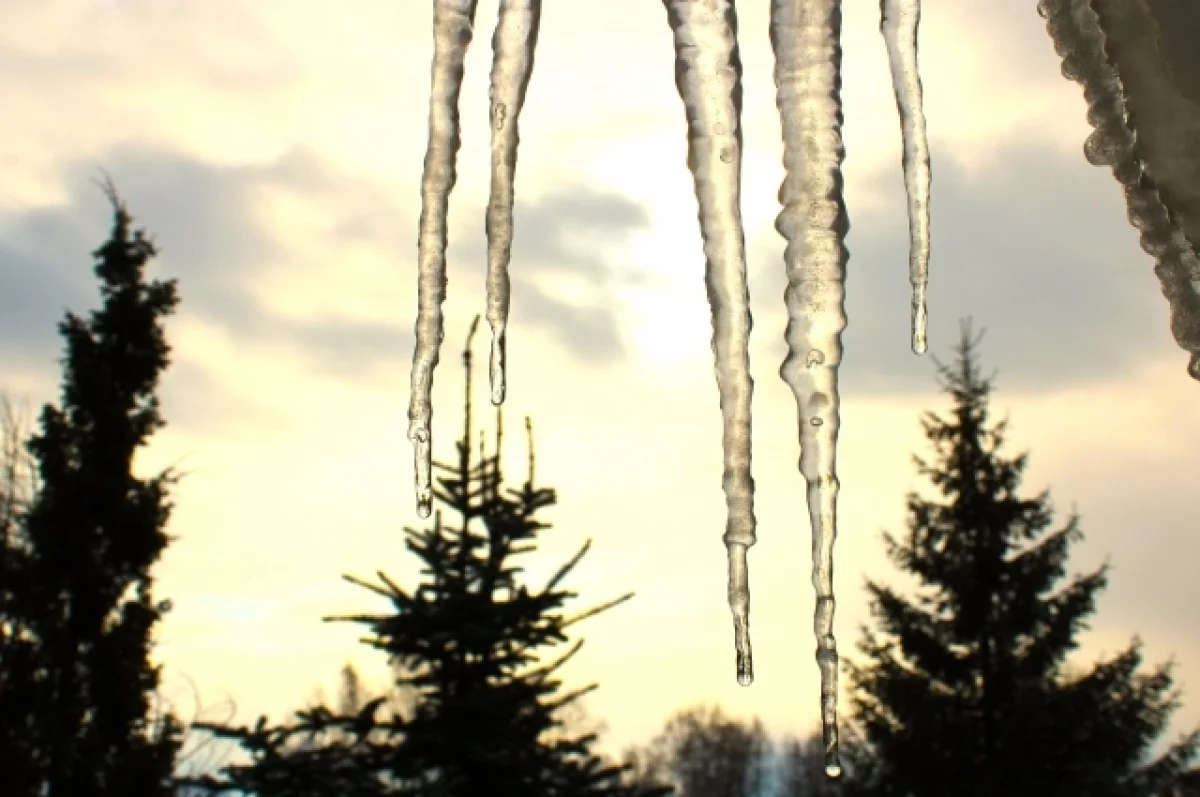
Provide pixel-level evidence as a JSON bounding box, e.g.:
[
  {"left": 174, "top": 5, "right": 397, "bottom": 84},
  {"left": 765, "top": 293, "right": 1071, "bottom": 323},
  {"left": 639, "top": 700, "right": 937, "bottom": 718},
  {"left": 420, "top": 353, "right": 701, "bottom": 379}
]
[
  {"left": 625, "top": 704, "right": 769, "bottom": 797},
  {"left": 0, "top": 393, "right": 37, "bottom": 542},
  {"left": 285, "top": 660, "right": 419, "bottom": 755},
  {"left": 0, "top": 392, "right": 41, "bottom": 792},
  {"left": 160, "top": 676, "right": 240, "bottom": 795},
  {"left": 777, "top": 732, "right": 846, "bottom": 796}
]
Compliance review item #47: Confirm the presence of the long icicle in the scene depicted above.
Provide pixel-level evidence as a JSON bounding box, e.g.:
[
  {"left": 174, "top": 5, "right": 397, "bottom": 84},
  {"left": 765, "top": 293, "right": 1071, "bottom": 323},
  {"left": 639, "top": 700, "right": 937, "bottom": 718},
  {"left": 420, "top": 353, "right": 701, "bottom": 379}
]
[
  {"left": 880, "top": 0, "right": 931, "bottom": 355},
  {"left": 770, "top": 0, "right": 849, "bottom": 778},
  {"left": 663, "top": 0, "right": 759, "bottom": 686},
  {"left": 410, "top": 0, "right": 480, "bottom": 519},
  {"left": 486, "top": 0, "right": 542, "bottom": 406}
]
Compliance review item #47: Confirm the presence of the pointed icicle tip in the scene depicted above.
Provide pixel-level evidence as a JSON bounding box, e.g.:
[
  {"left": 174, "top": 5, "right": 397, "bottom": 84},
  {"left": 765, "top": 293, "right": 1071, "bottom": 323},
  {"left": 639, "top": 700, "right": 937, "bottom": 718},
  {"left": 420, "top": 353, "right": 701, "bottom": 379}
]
[
  {"left": 736, "top": 652, "right": 753, "bottom": 686},
  {"left": 912, "top": 295, "right": 928, "bottom": 354},
  {"left": 490, "top": 332, "right": 506, "bottom": 406},
  {"left": 881, "top": 0, "right": 932, "bottom": 358}
]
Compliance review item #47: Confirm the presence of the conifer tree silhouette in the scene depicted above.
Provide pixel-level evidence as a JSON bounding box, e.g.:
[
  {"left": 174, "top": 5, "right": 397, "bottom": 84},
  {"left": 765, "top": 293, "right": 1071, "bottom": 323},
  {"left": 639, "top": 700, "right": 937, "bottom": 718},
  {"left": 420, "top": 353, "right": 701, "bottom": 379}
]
[
  {"left": 0, "top": 176, "right": 184, "bottom": 796},
  {"left": 188, "top": 317, "right": 671, "bottom": 797},
  {"left": 841, "top": 320, "right": 1199, "bottom": 797}
]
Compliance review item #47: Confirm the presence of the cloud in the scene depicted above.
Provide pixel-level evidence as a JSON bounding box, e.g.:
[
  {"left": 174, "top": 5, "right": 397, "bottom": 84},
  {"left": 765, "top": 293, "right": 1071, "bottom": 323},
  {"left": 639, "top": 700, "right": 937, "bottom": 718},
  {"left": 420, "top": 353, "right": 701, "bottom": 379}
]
[
  {"left": 446, "top": 185, "right": 656, "bottom": 366},
  {"left": 747, "top": 137, "right": 1171, "bottom": 396},
  {"left": 1, "top": 144, "right": 417, "bottom": 382},
  {"left": 0, "top": 143, "right": 657, "bottom": 434},
  {"left": 0, "top": 209, "right": 103, "bottom": 371},
  {"left": 511, "top": 276, "right": 627, "bottom": 366},
  {"left": 157, "top": 359, "right": 287, "bottom": 437},
  {"left": 0, "top": 144, "right": 423, "bottom": 436}
]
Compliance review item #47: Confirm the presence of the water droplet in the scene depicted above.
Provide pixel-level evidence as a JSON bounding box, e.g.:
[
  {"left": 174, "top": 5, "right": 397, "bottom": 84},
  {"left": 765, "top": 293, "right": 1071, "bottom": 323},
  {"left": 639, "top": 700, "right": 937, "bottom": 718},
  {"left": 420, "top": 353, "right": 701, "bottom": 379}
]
[
  {"left": 416, "top": 491, "right": 432, "bottom": 519},
  {"left": 824, "top": 762, "right": 842, "bottom": 779},
  {"left": 719, "top": 147, "right": 733, "bottom": 163},
  {"left": 737, "top": 669, "right": 753, "bottom": 686},
  {"left": 810, "top": 417, "right": 823, "bottom": 427},
  {"left": 805, "top": 348, "right": 825, "bottom": 367}
]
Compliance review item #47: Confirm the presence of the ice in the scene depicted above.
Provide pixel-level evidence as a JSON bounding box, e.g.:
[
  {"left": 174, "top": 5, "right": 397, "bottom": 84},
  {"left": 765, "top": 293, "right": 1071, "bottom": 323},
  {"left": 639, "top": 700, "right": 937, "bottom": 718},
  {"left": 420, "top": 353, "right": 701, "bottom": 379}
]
[
  {"left": 770, "top": 0, "right": 849, "bottom": 776},
  {"left": 409, "top": 0, "right": 480, "bottom": 519},
  {"left": 662, "top": 0, "right": 759, "bottom": 686},
  {"left": 880, "top": 0, "right": 931, "bottom": 355},
  {"left": 486, "top": 0, "right": 542, "bottom": 406},
  {"left": 1039, "top": 0, "right": 1200, "bottom": 380}
]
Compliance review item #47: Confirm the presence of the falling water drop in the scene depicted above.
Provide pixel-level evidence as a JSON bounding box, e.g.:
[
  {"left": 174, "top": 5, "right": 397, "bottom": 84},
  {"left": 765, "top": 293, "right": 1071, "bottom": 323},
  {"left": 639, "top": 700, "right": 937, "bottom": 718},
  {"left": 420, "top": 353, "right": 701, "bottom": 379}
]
[
  {"left": 486, "top": 0, "right": 543, "bottom": 407},
  {"left": 880, "top": 0, "right": 931, "bottom": 355},
  {"left": 770, "top": 0, "right": 848, "bottom": 774},
  {"left": 663, "top": 0, "right": 759, "bottom": 686},
  {"left": 410, "top": 0, "right": 480, "bottom": 517}
]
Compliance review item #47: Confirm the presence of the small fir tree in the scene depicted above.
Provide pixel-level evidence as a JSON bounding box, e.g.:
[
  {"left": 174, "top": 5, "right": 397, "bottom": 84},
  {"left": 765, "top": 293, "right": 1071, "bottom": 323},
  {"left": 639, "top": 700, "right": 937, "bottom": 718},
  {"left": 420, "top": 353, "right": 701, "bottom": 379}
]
[{"left": 189, "top": 317, "right": 670, "bottom": 797}]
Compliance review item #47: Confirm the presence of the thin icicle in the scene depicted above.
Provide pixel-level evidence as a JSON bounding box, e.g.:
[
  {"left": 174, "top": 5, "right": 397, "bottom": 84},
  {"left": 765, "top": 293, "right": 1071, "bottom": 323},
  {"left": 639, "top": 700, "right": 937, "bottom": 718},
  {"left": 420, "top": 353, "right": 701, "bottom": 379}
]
[
  {"left": 486, "top": 0, "right": 542, "bottom": 406},
  {"left": 410, "top": 0, "right": 480, "bottom": 519},
  {"left": 662, "top": 0, "right": 758, "bottom": 687},
  {"left": 770, "top": 0, "right": 848, "bottom": 779},
  {"left": 880, "top": 0, "right": 931, "bottom": 355}
]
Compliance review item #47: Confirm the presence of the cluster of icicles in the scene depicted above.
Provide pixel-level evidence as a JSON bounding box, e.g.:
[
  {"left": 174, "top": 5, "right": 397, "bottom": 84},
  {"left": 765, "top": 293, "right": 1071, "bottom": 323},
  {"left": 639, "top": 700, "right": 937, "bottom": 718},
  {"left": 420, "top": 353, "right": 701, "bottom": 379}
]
[{"left": 407, "top": 0, "right": 929, "bottom": 779}]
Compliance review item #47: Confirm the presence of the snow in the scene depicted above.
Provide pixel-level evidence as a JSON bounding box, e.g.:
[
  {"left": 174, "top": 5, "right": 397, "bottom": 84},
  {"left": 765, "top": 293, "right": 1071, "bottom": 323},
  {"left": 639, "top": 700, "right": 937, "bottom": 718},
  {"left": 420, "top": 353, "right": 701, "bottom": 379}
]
[{"left": 1039, "top": 0, "right": 1200, "bottom": 381}]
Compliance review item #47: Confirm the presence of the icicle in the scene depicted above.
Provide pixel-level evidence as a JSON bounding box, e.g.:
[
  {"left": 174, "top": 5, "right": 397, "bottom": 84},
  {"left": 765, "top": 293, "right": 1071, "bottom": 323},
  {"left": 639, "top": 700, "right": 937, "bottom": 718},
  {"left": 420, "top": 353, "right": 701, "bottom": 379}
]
[
  {"left": 1039, "top": 0, "right": 1200, "bottom": 380},
  {"left": 662, "top": 0, "right": 759, "bottom": 687},
  {"left": 486, "top": 0, "right": 542, "bottom": 406},
  {"left": 880, "top": 0, "right": 931, "bottom": 355},
  {"left": 770, "top": 0, "right": 848, "bottom": 778},
  {"left": 409, "top": 0, "right": 480, "bottom": 519}
]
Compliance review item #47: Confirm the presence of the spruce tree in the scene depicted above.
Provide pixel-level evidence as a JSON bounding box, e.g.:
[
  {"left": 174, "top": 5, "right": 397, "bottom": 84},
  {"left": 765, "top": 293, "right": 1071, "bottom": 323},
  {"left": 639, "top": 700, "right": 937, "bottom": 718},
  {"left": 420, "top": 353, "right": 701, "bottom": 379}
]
[
  {"left": 189, "top": 317, "right": 670, "bottom": 797},
  {"left": 327, "top": 315, "right": 667, "bottom": 796},
  {"left": 0, "top": 176, "right": 184, "bottom": 796},
  {"left": 842, "top": 320, "right": 1199, "bottom": 797}
]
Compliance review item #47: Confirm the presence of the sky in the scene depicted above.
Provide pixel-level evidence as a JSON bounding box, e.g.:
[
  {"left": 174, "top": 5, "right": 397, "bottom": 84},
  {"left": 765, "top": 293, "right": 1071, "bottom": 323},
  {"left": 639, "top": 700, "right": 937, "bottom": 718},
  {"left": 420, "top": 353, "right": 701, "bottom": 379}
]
[{"left": 1, "top": 0, "right": 1198, "bottom": 774}]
